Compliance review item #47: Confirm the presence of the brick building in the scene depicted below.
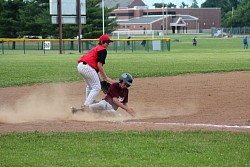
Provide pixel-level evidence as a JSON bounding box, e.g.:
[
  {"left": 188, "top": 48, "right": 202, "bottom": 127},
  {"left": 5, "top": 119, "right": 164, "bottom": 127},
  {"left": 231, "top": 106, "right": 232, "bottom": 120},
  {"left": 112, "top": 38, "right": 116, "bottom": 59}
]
[{"left": 105, "top": 0, "right": 221, "bottom": 33}]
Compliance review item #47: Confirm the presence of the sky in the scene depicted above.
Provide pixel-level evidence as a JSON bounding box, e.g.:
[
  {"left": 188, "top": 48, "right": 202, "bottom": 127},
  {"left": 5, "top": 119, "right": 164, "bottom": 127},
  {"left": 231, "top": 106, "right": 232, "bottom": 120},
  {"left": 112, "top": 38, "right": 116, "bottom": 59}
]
[{"left": 142, "top": 0, "right": 206, "bottom": 8}]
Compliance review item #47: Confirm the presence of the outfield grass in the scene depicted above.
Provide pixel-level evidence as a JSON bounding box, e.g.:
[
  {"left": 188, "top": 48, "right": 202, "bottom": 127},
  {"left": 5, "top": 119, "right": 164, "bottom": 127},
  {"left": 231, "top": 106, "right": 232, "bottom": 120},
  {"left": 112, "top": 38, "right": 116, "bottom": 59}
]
[
  {"left": 0, "top": 36, "right": 250, "bottom": 87},
  {"left": 0, "top": 36, "right": 250, "bottom": 166},
  {"left": 0, "top": 131, "right": 249, "bottom": 166}
]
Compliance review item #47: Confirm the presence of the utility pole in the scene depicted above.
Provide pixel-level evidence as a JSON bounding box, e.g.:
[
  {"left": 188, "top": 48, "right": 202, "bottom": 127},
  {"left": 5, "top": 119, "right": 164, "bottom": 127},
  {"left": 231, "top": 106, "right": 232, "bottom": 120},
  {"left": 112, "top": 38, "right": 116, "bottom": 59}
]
[
  {"left": 166, "top": 6, "right": 168, "bottom": 34},
  {"left": 162, "top": 0, "right": 164, "bottom": 33},
  {"left": 58, "top": 0, "right": 63, "bottom": 54},
  {"left": 77, "top": 0, "right": 82, "bottom": 53},
  {"left": 102, "top": 0, "right": 105, "bottom": 34}
]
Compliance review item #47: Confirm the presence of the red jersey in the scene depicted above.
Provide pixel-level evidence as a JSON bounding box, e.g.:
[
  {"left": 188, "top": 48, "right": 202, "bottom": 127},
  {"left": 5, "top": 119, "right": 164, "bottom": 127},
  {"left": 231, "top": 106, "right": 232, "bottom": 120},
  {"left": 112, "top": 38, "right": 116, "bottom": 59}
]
[
  {"left": 78, "top": 45, "right": 106, "bottom": 72},
  {"left": 104, "top": 82, "right": 129, "bottom": 110}
]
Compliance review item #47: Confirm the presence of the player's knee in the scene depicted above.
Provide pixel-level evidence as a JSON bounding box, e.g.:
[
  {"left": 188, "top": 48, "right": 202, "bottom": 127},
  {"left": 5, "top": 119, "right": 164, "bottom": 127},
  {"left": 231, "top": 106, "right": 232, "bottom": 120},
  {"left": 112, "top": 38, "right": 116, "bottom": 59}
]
[
  {"left": 93, "top": 84, "right": 101, "bottom": 92},
  {"left": 96, "top": 87, "right": 101, "bottom": 92}
]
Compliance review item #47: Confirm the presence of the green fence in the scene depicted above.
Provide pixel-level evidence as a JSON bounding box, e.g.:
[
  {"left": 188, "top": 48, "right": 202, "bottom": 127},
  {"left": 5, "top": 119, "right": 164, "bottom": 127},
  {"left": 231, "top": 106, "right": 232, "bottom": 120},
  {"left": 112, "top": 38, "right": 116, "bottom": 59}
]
[{"left": 0, "top": 38, "right": 171, "bottom": 54}]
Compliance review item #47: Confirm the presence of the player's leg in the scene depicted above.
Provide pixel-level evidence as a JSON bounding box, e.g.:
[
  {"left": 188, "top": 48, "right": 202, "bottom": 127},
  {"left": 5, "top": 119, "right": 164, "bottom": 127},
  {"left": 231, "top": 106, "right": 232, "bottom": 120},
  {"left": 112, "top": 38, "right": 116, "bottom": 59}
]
[
  {"left": 78, "top": 63, "right": 101, "bottom": 106},
  {"left": 89, "top": 100, "right": 116, "bottom": 113},
  {"left": 89, "top": 100, "right": 106, "bottom": 111},
  {"left": 83, "top": 68, "right": 101, "bottom": 106},
  {"left": 85, "top": 85, "right": 91, "bottom": 98},
  {"left": 84, "top": 72, "right": 101, "bottom": 106}
]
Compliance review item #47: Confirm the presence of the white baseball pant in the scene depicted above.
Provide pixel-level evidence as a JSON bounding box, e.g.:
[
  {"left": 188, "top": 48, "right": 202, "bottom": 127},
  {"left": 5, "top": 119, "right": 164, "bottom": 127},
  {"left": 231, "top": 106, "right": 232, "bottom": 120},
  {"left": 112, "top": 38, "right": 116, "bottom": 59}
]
[
  {"left": 89, "top": 100, "right": 116, "bottom": 113},
  {"left": 77, "top": 62, "right": 101, "bottom": 106}
]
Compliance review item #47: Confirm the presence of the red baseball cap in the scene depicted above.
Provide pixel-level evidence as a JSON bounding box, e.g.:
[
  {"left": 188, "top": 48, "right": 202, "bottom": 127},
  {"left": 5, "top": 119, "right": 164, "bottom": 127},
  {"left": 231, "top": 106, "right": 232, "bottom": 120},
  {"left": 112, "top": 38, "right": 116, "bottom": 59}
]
[{"left": 99, "top": 34, "right": 113, "bottom": 43}]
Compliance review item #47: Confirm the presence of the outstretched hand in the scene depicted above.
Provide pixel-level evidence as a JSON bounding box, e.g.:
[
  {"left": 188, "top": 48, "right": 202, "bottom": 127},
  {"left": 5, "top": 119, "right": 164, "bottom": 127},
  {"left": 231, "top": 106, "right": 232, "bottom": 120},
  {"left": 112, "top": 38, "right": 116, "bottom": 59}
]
[{"left": 127, "top": 108, "right": 136, "bottom": 117}]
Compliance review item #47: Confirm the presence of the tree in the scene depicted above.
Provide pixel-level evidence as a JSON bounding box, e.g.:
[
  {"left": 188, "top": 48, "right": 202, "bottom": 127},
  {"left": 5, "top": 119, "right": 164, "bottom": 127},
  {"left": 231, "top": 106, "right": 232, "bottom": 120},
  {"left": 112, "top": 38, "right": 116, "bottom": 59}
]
[
  {"left": 35, "top": 7, "right": 58, "bottom": 38},
  {"left": 83, "top": 0, "right": 117, "bottom": 38},
  {"left": 202, "top": 0, "right": 249, "bottom": 27},
  {"left": 0, "top": 0, "right": 117, "bottom": 39},
  {"left": 167, "top": 2, "right": 176, "bottom": 8},
  {"left": 201, "top": 0, "right": 232, "bottom": 18},
  {"left": 35, "top": 0, "right": 117, "bottom": 39},
  {"left": 190, "top": 0, "right": 199, "bottom": 8},
  {"left": 229, "top": 0, "right": 250, "bottom": 27},
  {"left": 222, "top": 11, "right": 234, "bottom": 27},
  {"left": 180, "top": 2, "right": 188, "bottom": 8},
  {"left": 18, "top": 1, "right": 44, "bottom": 37},
  {"left": 0, "top": 0, "right": 25, "bottom": 38},
  {"left": 153, "top": 3, "right": 167, "bottom": 8},
  {"left": 153, "top": 2, "right": 176, "bottom": 8},
  {"left": 229, "top": 0, "right": 240, "bottom": 10}
]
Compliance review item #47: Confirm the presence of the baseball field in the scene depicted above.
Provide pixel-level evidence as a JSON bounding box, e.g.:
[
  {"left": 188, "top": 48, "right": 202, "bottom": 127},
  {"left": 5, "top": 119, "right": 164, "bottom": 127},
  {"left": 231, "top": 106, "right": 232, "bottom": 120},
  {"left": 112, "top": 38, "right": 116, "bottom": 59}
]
[{"left": 0, "top": 35, "right": 250, "bottom": 166}]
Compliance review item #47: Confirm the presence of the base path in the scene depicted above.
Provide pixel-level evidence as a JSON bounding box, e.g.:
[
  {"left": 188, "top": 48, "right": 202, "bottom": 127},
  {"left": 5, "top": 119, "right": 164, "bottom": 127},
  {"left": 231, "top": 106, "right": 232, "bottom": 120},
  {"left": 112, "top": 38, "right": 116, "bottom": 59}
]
[{"left": 0, "top": 72, "right": 250, "bottom": 133}]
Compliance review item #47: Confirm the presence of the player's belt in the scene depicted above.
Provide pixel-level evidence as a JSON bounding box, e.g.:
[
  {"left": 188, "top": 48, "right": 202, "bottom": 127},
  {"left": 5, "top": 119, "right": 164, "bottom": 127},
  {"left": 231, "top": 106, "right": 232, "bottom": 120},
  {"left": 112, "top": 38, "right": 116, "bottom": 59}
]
[
  {"left": 81, "top": 61, "right": 87, "bottom": 65},
  {"left": 80, "top": 61, "right": 97, "bottom": 72}
]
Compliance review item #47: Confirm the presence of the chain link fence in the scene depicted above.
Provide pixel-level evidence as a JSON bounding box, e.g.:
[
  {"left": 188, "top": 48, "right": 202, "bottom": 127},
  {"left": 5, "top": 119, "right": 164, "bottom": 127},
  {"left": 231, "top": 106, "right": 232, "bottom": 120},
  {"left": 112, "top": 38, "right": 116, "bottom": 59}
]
[
  {"left": 0, "top": 38, "right": 171, "bottom": 54},
  {"left": 211, "top": 27, "right": 250, "bottom": 38}
]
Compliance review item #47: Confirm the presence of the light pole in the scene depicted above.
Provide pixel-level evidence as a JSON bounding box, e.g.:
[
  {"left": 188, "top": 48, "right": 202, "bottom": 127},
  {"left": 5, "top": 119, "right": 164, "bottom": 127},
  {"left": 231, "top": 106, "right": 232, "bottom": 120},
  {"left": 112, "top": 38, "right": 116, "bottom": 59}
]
[
  {"left": 162, "top": 0, "right": 164, "bottom": 33},
  {"left": 57, "top": 0, "right": 62, "bottom": 54},
  {"left": 166, "top": 6, "right": 167, "bottom": 34},
  {"left": 102, "top": 0, "right": 105, "bottom": 34},
  {"left": 77, "top": 0, "right": 82, "bottom": 53},
  {"left": 146, "top": 6, "right": 148, "bottom": 36}
]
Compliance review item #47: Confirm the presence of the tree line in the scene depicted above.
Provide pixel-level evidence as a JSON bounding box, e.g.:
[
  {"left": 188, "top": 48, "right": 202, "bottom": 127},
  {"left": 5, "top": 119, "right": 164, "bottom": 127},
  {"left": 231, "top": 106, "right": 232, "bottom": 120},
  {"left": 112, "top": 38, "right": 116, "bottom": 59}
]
[
  {"left": 0, "top": 0, "right": 249, "bottom": 39},
  {"left": 154, "top": 0, "right": 250, "bottom": 27},
  {"left": 0, "top": 0, "right": 117, "bottom": 39}
]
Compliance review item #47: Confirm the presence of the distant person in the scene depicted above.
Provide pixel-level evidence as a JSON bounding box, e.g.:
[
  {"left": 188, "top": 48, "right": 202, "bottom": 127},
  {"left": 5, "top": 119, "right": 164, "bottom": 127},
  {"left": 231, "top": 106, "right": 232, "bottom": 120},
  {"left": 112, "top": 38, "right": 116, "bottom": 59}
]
[
  {"left": 127, "top": 36, "right": 131, "bottom": 46},
  {"left": 141, "top": 39, "right": 146, "bottom": 47},
  {"left": 243, "top": 36, "right": 248, "bottom": 49},
  {"left": 192, "top": 36, "right": 197, "bottom": 46},
  {"left": 127, "top": 36, "right": 132, "bottom": 49}
]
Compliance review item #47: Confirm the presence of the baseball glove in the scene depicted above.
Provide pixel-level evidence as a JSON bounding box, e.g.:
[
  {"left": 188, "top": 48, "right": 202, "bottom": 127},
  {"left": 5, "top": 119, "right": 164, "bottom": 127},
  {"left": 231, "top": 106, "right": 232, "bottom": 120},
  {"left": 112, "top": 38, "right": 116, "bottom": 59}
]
[{"left": 101, "top": 81, "right": 111, "bottom": 94}]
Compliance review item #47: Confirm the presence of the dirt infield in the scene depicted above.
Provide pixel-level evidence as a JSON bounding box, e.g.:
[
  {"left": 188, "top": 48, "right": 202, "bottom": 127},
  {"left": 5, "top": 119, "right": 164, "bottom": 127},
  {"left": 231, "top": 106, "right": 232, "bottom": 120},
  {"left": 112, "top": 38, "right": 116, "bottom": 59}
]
[{"left": 0, "top": 72, "right": 250, "bottom": 133}]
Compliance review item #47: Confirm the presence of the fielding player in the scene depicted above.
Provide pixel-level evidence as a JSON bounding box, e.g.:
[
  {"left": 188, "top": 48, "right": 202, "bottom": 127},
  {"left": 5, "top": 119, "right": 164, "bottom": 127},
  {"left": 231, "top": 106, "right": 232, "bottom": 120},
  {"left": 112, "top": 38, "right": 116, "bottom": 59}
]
[{"left": 77, "top": 34, "right": 116, "bottom": 108}]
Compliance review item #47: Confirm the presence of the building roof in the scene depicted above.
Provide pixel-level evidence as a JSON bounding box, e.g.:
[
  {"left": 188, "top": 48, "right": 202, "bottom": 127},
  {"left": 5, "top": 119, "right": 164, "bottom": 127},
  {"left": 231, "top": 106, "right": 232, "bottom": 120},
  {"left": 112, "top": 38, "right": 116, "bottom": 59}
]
[
  {"left": 117, "top": 16, "right": 163, "bottom": 24},
  {"left": 128, "top": 0, "right": 146, "bottom": 8},
  {"left": 176, "top": 15, "right": 198, "bottom": 21},
  {"left": 171, "top": 17, "right": 186, "bottom": 26},
  {"left": 103, "top": 0, "right": 146, "bottom": 9},
  {"left": 116, "top": 15, "right": 198, "bottom": 25}
]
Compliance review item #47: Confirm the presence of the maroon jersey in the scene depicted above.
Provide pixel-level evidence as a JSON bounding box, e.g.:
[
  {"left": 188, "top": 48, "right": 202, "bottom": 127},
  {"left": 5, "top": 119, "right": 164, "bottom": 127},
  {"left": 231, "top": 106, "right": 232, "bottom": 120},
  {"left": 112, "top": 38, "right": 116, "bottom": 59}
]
[{"left": 104, "top": 82, "right": 128, "bottom": 110}]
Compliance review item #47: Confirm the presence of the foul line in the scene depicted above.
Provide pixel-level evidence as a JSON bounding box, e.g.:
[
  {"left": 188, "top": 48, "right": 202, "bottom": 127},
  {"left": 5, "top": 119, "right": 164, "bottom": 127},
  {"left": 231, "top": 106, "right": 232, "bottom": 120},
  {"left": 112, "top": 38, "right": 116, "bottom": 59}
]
[{"left": 124, "top": 122, "right": 250, "bottom": 129}]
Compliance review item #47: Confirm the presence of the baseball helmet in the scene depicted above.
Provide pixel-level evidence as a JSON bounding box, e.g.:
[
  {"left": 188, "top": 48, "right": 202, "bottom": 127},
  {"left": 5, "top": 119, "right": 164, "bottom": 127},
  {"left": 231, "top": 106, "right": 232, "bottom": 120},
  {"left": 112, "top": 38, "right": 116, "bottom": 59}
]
[{"left": 119, "top": 73, "right": 133, "bottom": 86}]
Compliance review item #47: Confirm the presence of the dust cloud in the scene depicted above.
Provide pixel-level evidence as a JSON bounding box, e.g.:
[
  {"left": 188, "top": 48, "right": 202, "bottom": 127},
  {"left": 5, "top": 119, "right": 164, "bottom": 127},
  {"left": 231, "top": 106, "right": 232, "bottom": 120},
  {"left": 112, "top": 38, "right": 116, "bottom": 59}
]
[
  {"left": 0, "top": 80, "right": 199, "bottom": 124},
  {"left": 0, "top": 84, "right": 137, "bottom": 123},
  {"left": 0, "top": 85, "right": 72, "bottom": 123}
]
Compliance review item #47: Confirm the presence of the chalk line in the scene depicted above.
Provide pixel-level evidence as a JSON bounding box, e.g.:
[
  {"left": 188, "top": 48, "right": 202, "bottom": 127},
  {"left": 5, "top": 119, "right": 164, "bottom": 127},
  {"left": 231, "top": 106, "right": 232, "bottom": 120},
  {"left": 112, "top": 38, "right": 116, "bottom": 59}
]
[{"left": 124, "top": 122, "right": 250, "bottom": 129}]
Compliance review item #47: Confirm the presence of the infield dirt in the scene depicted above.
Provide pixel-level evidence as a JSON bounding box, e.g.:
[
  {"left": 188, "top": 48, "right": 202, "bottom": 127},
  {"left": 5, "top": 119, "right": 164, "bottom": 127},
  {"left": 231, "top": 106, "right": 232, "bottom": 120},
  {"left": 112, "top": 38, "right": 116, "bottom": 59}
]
[{"left": 0, "top": 72, "right": 250, "bottom": 133}]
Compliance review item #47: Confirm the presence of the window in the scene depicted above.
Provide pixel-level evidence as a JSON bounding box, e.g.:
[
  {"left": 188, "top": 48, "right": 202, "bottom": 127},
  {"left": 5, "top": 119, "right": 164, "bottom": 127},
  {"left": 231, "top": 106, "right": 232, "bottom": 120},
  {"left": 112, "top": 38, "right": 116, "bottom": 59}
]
[{"left": 117, "top": 13, "right": 134, "bottom": 16}]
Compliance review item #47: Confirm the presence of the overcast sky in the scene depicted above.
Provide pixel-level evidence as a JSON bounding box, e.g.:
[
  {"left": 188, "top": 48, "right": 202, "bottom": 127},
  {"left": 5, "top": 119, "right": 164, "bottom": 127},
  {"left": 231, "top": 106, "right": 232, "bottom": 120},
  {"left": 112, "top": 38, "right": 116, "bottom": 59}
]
[{"left": 142, "top": 0, "right": 206, "bottom": 8}]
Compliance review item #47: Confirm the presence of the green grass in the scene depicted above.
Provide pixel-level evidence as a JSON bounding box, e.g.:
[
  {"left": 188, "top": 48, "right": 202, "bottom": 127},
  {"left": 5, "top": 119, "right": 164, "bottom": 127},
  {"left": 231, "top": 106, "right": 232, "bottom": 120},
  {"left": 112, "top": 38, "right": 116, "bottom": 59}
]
[
  {"left": 0, "top": 36, "right": 250, "bottom": 87},
  {"left": 0, "top": 131, "right": 249, "bottom": 167},
  {"left": 0, "top": 36, "right": 250, "bottom": 166}
]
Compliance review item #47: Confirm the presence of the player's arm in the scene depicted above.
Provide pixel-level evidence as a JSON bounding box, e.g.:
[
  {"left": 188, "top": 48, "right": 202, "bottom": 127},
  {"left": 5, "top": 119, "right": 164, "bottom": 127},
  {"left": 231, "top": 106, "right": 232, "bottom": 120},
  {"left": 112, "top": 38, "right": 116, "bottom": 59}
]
[
  {"left": 112, "top": 97, "right": 135, "bottom": 117},
  {"left": 97, "top": 50, "right": 116, "bottom": 83},
  {"left": 97, "top": 62, "right": 114, "bottom": 83}
]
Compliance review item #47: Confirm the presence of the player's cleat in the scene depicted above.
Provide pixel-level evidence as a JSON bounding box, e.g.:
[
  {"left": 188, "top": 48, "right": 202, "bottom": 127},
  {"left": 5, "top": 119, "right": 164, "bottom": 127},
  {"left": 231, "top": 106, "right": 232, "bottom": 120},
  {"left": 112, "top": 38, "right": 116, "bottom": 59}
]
[
  {"left": 92, "top": 100, "right": 99, "bottom": 104},
  {"left": 71, "top": 107, "right": 77, "bottom": 114},
  {"left": 71, "top": 107, "right": 84, "bottom": 114}
]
